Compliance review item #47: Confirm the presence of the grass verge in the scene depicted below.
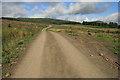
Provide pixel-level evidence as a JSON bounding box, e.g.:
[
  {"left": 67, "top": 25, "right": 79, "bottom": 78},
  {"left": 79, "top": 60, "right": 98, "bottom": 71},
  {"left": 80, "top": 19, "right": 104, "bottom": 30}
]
[{"left": 2, "top": 19, "right": 48, "bottom": 77}]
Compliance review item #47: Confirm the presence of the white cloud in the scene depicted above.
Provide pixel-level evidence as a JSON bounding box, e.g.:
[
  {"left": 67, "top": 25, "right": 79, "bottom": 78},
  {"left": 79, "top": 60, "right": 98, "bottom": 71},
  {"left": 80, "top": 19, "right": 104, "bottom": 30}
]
[
  {"left": 28, "top": 14, "right": 45, "bottom": 18},
  {"left": 30, "top": 2, "right": 109, "bottom": 18},
  {"left": 57, "top": 13, "right": 119, "bottom": 24},
  {"left": 2, "top": 2, "right": 119, "bottom": 24},
  {"left": 57, "top": 15, "right": 88, "bottom": 22},
  {"left": 2, "top": 3, "right": 28, "bottom": 17},
  {"left": 40, "top": 3, "right": 66, "bottom": 18},
  {"left": 91, "top": 12, "right": 119, "bottom": 24},
  {"left": 31, "top": 6, "right": 38, "bottom": 13},
  {"left": 66, "top": 2, "right": 109, "bottom": 15},
  {"left": 29, "top": 3, "right": 66, "bottom": 18},
  {"left": 1, "top": 2, "right": 110, "bottom": 18},
  {"left": 105, "top": 13, "right": 119, "bottom": 23}
]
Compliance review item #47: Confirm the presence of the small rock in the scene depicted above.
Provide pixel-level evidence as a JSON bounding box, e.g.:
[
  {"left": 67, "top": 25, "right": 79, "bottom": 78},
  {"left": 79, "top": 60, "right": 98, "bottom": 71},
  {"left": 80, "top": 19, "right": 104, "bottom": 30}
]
[
  {"left": 88, "top": 32, "right": 92, "bottom": 35},
  {"left": 105, "top": 58, "right": 109, "bottom": 61},
  {"left": 0, "top": 64, "right": 2, "bottom": 67},
  {"left": 99, "top": 53, "right": 103, "bottom": 56},
  {"left": 90, "top": 54, "right": 93, "bottom": 57},
  {"left": 0, "top": 64, "right": 2, "bottom": 68},
  {"left": 16, "top": 47, "right": 19, "bottom": 50},
  {"left": 116, "top": 67, "right": 119, "bottom": 69},
  {"left": 5, "top": 73, "right": 11, "bottom": 77}
]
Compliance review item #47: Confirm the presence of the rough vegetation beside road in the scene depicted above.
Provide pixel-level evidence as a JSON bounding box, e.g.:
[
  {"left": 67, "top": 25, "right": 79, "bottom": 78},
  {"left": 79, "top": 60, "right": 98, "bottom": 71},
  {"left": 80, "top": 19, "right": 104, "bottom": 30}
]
[
  {"left": 48, "top": 25, "right": 120, "bottom": 55},
  {"left": 2, "top": 19, "right": 48, "bottom": 77}
]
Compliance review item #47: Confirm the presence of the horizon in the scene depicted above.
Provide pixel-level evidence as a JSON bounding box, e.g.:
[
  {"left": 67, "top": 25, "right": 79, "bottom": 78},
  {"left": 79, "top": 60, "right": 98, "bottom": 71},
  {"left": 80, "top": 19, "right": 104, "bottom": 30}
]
[{"left": 1, "top": 17, "right": 117, "bottom": 23}]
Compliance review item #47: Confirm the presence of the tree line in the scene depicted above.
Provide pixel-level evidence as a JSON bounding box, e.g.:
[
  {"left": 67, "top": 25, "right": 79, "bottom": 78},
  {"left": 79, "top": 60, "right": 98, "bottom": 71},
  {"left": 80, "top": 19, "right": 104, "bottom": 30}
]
[{"left": 82, "top": 21, "right": 119, "bottom": 28}]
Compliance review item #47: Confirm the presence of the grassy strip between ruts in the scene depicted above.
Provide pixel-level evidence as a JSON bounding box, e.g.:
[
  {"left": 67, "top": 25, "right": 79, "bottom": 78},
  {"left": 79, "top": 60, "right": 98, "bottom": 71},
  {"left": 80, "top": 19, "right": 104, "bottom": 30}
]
[{"left": 2, "top": 19, "right": 48, "bottom": 77}]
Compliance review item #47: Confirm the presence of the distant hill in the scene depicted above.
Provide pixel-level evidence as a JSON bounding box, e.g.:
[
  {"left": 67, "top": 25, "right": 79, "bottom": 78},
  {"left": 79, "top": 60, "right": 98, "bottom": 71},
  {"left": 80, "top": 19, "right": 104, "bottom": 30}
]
[
  {"left": 1, "top": 17, "right": 119, "bottom": 28},
  {"left": 84, "top": 20, "right": 107, "bottom": 24},
  {"left": 1, "top": 17, "right": 81, "bottom": 25}
]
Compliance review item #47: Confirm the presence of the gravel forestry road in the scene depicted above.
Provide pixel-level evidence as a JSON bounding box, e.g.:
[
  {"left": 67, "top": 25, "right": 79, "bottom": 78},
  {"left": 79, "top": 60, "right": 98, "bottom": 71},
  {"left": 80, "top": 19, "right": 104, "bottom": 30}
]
[{"left": 10, "top": 28, "right": 118, "bottom": 78}]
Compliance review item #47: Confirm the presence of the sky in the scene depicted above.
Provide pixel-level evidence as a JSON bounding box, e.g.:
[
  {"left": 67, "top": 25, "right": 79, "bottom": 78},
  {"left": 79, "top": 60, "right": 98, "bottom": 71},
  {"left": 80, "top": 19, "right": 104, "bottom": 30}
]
[{"left": 1, "top": 1, "right": 120, "bottom": 24}]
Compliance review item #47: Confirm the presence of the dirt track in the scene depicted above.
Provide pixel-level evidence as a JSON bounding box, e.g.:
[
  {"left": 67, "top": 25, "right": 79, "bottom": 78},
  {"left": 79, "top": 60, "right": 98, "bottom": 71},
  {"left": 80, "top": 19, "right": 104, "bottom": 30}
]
[{"left": 10, "top": 31, "right": 118, "bottom": 78}]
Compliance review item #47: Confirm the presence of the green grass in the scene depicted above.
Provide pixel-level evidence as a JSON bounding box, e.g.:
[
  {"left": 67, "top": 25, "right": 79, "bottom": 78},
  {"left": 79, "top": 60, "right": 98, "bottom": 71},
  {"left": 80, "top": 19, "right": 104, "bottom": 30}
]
[
  {"left": 64, "top": 31, "right": 77, "bottom": 34},
  {"left": 2, "top": 34, "right": 35, "bottom": 76},
  {"left": 92, "top": 34, "right": 119, "bottom": 54},
  {"left": 2, "top": 18, "right": 81, "bottom": 25},
  {"left": 93, "top": 35, "right": 119, "bottom": 46},
  {"left": 50, "top": 30, "right": 61, "bottom": 33},
  {"left": 2, "top": 17, "right": 119, "bottom": 29},
  {"left": 111, "top": 48, "right": 120, "bottom": 54}
]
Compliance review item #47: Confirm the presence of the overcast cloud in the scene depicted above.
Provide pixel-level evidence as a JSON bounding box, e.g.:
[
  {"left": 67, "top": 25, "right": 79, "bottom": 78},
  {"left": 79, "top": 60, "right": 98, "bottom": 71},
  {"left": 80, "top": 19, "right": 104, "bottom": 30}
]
[{"left": 2, "top": 3, "right": 28, "bottom": 17}]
